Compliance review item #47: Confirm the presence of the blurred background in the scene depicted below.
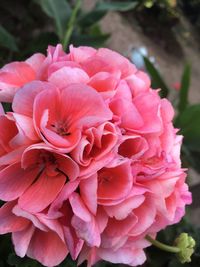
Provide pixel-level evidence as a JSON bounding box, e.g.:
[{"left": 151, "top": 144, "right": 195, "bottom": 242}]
[{"left": 0, "top": 0, "right": 200, "bottom": 266}]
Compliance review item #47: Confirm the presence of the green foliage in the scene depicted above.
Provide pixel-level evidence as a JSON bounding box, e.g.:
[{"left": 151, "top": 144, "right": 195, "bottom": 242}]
[
  {"left": 8, "top": 254, "right": 42, "bottom": 267},
  {"left": 143, "top": 56, "right": 169, "bottom": 98},
  {"left": 79, "top": 0, "right": 138, "bottom": 28},
  {"left": 177, "top": 104, "right": 200, "bottom": 150},
  {"left": 0, "top": 25, "right": 18, "bottom": 52},
  {"left": 35, "top": 0, "right": 71, "bottom": 41},
  {"left": 178, "top": 64, "right": 191, "bottom": 113}
]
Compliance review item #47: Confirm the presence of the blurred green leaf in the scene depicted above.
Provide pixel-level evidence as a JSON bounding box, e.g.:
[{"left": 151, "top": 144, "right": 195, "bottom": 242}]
[
  {"left": 96, "top": 1, "right": 139, "bottom": 12},
  {"left": 8, "top": 253, "right": 42, "bottom": 267},
  {"left": 182, "top": 146, "right": 200, "bottom": 173},
  {"left": 178, "top": 64, "right": 191, "bottom": 113},
  {"left": 78, "top": 9, "right": 106, "bottom": 28},
  {"left": 71, "top": 32, "right": 110, "bottom": 48},
  {"left": 144, "top": 56, "right": 169, "bottom": 98},
  {"left": 177, "top": 104, "right": 200, "bottom": 151},
  {"left": 79, "top": 0, "right": 138, "bottom": 28},
  {"left": 0, "top": 25, "right": 18, "bottom": 52},
  {"left": 35, "top": 0, "right": 71, "bottom": 40},
  {"left": 23, "top": 32, "right": 58, "bottom": 56}
]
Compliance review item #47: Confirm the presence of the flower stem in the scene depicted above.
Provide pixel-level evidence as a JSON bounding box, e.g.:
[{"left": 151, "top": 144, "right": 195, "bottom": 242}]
[
  {"left": 146, "top": 235, "right": 181, "bottom": 253},
  {"left": 62, "top": 0, "right": 81, "bottom": 51}
]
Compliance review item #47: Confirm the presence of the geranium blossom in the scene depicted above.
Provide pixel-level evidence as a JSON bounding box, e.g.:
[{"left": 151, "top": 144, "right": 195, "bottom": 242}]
[{"left": 0, "top": 44, "right": 191, "bottom": 267}]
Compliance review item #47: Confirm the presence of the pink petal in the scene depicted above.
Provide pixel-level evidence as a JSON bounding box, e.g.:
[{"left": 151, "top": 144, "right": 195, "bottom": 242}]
[
  {"left": 0, "top": 201, "right": 29, "bottom": 234},
  {"left": 69, "top": 192, "right": 91, "bottom": 222},
  {"left": 12, "top": 224, "right": 35, "bottom": 257},
  {"left": 98, "top": 247, "right": 146, "bottom": 266},
  {"left": 88, "top": 71, "right": 119, "bottom": 92},
  {"left": 63, "top": 226, "right": 84, "bottom": 260},
  {"left": 69, "top": 45, "right": 97, "bottom": 63},
  {"left": 48, "top": 181, "right": 79, "bottom": 218},
  {"left": 48, "top": 66, "right": 89, "bottom": 88},
  {"left": 13, "top": 205, "right": 47, "bottom": 231},
  {"left": 26, "top": 53, "right": 45, "bottom": 73},
  {"left": 34, "top": 84, "right": 112, "bottom": 152},
  {"left": 72, "top": 215, "right": 101, "bottom": 247},
  {"left": 105, "top": 214, "right": 138, "bottom": 237},
  {"left": 0, "top": 163, "right": 38, "bottom": 201},
  {"left": 0, "top": 103, "right": 4, "bottom": 115},
  {"left": 19, "top": 172, "right": 66, "bottom": 213},
  {"left": 104, "top": 195, "right": 145, "bottom": 220},
  {"left": 12, "top": 81, "right": 56, "bottom": 116},
  {"left": 79, "top": 174, "right": 97, "bottom": 215},
  {"left": 27, "top": 230, "right": 68, "bottom": 267},
  {"left": 0, "top": 62, "right": 35, "bottom": 102},
  {"left": 97, "top": 160, "right": 133, "bottom": 204}
]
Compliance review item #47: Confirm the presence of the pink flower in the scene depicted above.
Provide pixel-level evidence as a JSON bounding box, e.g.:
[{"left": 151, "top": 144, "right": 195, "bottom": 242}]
[{"left": 0, "top": 44, "right": 191, "bottom": 267}]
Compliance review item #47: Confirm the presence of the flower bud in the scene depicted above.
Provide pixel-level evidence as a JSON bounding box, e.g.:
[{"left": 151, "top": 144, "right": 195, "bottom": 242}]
[{"left": 174, "top": 233, "right": 196, "bottom": 263}]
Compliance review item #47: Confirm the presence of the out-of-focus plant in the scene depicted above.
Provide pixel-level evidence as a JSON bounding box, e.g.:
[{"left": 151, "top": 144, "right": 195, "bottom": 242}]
[
  {"left": 142, "top": 0, "right": 177, "bottom": 9},
  {"left": 0, "top": 0, "right": 139, "bottom": 66},
  {"left": 143, "top": 57, "right": 200, "bottom": 175}
]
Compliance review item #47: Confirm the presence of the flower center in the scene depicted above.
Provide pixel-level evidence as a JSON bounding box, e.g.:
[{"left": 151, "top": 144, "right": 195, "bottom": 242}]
[
  {"left": 98, "top": 170, "right": 112, "bottom": 185},
  {"left": 38, "top": 151, "right": 58, "bottom": 176},
  {"left": 50, "top": 121, "right": 71, "bottom": 136}
]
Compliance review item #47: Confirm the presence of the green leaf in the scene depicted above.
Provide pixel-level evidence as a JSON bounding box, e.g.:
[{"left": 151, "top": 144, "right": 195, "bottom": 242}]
[
  {"left": 79, "top": 1, "right": 138, "bottom": 28},
  {"left": 96, "top": 1, "right": 139, "bottom": 12},
  {"left": 176, "top": 104, "right": 200, "bottom": 151},
  {"left": 143, "top": 56, "right": 169, "bottom": 98},
  {"left": 8, "top": 253, "right": 42, "bottom": 267},
  {"left": 71, "top": 33, "right": 110, "bottom": 48},
  {"left": 178, "top": 64, "right": 191, "bottom": 113},
  {"left": 35, "top": 0, "right": 71, "bottom": 40},
  {"left": 78, "top": 9, "right": 107, "bottom": 28},
  {"left": 0, "top": 25, "right": 18, "bottom": 52}
]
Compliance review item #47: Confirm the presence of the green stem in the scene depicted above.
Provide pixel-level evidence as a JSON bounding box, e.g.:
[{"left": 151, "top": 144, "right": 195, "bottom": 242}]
[
  {"left": 62, "top": 0, "right": 81, "bottom": 50},
  {"left": 146, "top": 235, "right": 181, "bottom": 254}
]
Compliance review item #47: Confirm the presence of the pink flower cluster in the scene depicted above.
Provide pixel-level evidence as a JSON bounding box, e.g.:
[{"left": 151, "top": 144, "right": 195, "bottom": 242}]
[{"left": 0, "top": 45, "right": 191, "bottom": 267}]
